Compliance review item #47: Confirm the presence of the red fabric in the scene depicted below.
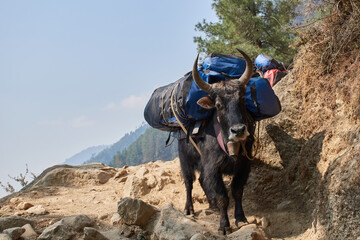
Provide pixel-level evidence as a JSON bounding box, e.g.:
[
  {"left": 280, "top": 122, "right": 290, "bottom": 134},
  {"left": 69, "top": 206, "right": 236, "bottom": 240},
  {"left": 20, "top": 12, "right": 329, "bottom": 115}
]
[
  {"left": 264, "top": 69, "right": 282, "bottom": 87},
  {"left": 214, "top": 122, "right": 229, "bottom": 156}
]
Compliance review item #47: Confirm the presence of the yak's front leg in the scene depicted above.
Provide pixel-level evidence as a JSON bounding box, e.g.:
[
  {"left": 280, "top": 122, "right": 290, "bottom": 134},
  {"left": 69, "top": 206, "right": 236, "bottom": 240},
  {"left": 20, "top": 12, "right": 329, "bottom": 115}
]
[
  {"left": 204, "top": 169, "right": 230, "bottom": 235},
  {"left": 231, "top": 159, "right": 250, "bottom": 228}
]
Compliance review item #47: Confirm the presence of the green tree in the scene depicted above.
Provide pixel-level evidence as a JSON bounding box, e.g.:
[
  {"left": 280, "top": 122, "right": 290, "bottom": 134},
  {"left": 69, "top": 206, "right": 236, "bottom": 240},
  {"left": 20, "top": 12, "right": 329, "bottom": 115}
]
[{"left": 194, "top": 0, "right": 299, "bottom": 62}]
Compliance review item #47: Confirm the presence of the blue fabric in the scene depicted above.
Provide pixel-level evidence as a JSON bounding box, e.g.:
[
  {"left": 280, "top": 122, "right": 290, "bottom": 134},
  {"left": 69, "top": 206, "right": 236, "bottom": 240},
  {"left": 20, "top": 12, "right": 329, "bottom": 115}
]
[
  {"left": 255, "top": 54, "right": 277, "bottom": 71},
  {"left": 203, "top": 56, "right": 247, "bottom": 77},
  {"left": 245, "top": 77, "right": 281, "bottom": 120},
  {"left": 185, "top": 56, "right": 247, "bottom": 121}
]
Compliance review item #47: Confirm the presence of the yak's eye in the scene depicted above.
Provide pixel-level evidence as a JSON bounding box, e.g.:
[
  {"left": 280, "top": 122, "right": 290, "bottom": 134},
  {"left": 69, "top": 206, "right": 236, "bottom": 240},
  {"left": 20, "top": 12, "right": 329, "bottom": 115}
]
[{"left": 215, "top": 102, "right": 222, "bottom": 109}]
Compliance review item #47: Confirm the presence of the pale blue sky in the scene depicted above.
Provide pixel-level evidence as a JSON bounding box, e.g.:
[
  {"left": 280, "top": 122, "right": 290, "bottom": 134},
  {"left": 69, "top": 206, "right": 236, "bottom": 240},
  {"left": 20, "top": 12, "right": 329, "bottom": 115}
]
[{"left": 0, "top": 0, "right": 217, "bottom": 196}]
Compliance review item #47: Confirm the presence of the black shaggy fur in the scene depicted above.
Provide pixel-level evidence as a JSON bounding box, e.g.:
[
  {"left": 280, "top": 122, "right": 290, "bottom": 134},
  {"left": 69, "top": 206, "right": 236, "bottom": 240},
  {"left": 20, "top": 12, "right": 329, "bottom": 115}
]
[{"left": 178, "top": 80, "right": 255, "bottom": 234}]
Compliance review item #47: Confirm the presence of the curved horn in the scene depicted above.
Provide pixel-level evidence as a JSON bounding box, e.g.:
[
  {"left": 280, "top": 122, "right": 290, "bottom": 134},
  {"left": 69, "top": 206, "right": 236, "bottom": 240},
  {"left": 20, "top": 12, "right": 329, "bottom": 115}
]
[
  {"left": 192, "top": 54, "right": 212, "bottom": 94},
  {"left": 236, "top": 48, "right": 254, "bottom": 86}
]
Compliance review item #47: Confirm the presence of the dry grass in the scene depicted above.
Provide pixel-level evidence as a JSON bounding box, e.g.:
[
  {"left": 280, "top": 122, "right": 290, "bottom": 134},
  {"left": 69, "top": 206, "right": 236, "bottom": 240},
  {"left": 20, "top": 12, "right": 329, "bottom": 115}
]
[{"left": 292, "top": 0, "right": 360, "bottom": 137}]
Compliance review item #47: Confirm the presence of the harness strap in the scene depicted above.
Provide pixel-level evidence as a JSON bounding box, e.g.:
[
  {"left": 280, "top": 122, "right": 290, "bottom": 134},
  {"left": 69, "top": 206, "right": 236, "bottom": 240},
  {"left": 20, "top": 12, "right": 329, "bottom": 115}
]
[{"left": 170, "top": 83, "right": 202, "bottom": 156}]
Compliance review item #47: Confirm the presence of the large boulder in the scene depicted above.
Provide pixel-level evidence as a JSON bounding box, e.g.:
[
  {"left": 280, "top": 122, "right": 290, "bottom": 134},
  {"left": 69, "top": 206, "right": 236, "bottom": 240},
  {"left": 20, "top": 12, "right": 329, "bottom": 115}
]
[
  {"left": 117, "top": 198, "right": 158, "bottom": 228},
  {"left": 151, "top": 204, "right": 208, "bottom": 240}
]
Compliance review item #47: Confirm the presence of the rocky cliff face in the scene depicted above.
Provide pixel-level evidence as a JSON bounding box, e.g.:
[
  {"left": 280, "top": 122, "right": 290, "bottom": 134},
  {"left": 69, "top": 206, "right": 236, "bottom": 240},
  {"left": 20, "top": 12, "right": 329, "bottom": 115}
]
[{"left": 0, "top": 70, "right": 359, "bottom": 239}]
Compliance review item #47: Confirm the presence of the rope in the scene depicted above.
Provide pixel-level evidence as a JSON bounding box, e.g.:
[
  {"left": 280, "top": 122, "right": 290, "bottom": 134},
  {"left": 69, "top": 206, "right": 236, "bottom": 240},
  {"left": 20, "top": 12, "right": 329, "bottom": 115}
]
[
  {"left": 170, "top": 83, "right": 202, "bottom": 156},
  {"left": 241, "top": 121, "right": 260, "bottom": 161}
]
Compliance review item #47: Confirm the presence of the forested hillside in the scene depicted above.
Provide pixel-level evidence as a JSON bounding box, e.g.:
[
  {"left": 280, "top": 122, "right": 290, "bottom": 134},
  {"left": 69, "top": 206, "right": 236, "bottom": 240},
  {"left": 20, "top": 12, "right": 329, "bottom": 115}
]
[
  {"left": 109, "top": 128, "right": 178, "bottom": 168},
  {"left": 85, "top": 124, "right": 149, "bottom": 165}
]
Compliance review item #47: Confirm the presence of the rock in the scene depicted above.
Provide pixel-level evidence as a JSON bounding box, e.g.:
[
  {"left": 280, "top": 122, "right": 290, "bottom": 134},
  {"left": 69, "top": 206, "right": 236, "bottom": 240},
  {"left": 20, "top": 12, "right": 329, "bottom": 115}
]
[
  {"left": 83, "top": 227, "right": 109, "bottom": 240},
  {"left": 247, "top": 216, "right": 258, "bottom": 224},
  {"left": 1, "top": 205, "right": 13, "bottom": 212},
  {"left": 228, "top": 224, "right": 269, "bottom": 240},
  {"left": 152, "top": 204, "right": 208, "bottom": 240},
  {"left": 146, "top": 175, "right": 158, "bottom": 188},
  {"left": 260, "top": 217, "right": 270, "bottom": 228},
  {"left": 110, "top": 213, "right": 121, "bottom": 226},
  {"left": 20, "top": 224, "right": 37, "bottom": 240},
  {"left": 190, "top": 233, "right": 207, "bottom": 240},
  {"left": 61, "top": 214, "right": 96, "bottom": 232},
  {"left": 37, "top": 215, "right": 95, "bottom": 240},
  {"left": 117, "top": 197, "right": 158, "bottom": 228},
  {"left": 0, "top": 216, "right": 33, "bottom": 232},
  {"left": 135, "top": 167, "right": 149, "bottom": 178},
  {"left": 0, "top": 234, "right": 11, "bottom": 240},
  {"left": 37, "top": 221, "right": 73, "bottom": 240},
  {"left": 3, "top": 227, "right": 25, "bottom": 240},
  {"left": 17, "top": 202, "right": 34, "bottom": 210},
  {"left": 26, "top": 205, "right": 47, "bottom": 215},
  {"left": 123, "top": 176, "right": 149, "bottom": 198},
  {"left": 98, "top": 171, "right": 113, "bottom": 184},
  {"left": 98, "top": 213, "right": 108, "bottom": 220},
  {"left": 102, "top": 229, "right": 126, "bottom": 240},
  {"left": 114, "top": 169, "right": 128, "bottom": 178}
]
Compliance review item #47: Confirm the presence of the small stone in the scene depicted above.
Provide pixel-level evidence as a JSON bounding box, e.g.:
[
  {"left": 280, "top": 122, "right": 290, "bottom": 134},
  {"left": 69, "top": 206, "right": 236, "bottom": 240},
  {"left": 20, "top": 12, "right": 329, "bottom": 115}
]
[
  {"left": 20, "top": 224, "right": 37, "bottom": 239},
  {"left": 110, "top": 213, "right": 121, "bottom": 226},
  {"left": 247, "top": 216, "right": 257, "bottom": 224},
  {"left": 114, "top": 169, "right": 127, "bottom": 178},
  {"left": 119, "top": 177, "right": 127, "bottom": 183},
  {"left": 160, "top": 170, "right": 171, "bottom": 176},
  {"left": 98, "top": 171, "right": 113, "bottom": 184},
  {"left": 228, "top": 224, "right": 269, "bottom": 240},
  {"left": 135, "top": 167, "right": 149, "bottom": 178},
  {"left": 0, "top": 233, "right": 11, "bottom": 240},
  {"left": 3, "top": 227, "right": 25, "bottom": 240},
  {"left": 260, "top": 217, "right": 270, "bottom": 228},
  {"left": 98, "top": 214, "right": 108, "bottom": 220},
  {"left": 190, "top": 233, "right": 207, "bottom": 240},
  {"left": 147, "top": 175, "right": 158, "bottom": 188},
  {"left": 26, "top": 205, "right": 47, "bottom": 215},
  {"left": 17, "top": 202, "right": 34, "bottom": 210},
  {"left": 9, "top": 198, "right": 20, "bottom": 204},
  {"left": 83, "top": 227, "right": 109, "bottom": 240}
]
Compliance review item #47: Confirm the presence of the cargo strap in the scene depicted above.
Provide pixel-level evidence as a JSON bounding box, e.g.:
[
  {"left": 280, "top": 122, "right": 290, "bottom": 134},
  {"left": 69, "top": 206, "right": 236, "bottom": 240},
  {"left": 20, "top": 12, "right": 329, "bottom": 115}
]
[{"left": 170, "top": 83, "right": 202, "bottom": 156}]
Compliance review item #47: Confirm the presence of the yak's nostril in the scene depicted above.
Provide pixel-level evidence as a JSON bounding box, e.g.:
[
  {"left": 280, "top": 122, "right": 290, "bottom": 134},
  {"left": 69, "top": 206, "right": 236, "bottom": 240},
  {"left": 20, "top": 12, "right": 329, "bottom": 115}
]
[{"left": 230, "top": 126, "right": 246, "bottom": 134}]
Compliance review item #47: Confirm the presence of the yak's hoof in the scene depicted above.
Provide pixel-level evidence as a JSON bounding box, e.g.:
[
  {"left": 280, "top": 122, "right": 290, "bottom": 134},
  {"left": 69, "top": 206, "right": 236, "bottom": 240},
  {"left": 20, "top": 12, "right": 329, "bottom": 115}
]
[
  {"left": 235, "top": 219, "right": 248, "bottom": 228},
  {"left": 218, "top": 226, "right": 232, "bottom": 235},
  {"left": 184, "top": 209, "right": 194, "bottom": 216}
]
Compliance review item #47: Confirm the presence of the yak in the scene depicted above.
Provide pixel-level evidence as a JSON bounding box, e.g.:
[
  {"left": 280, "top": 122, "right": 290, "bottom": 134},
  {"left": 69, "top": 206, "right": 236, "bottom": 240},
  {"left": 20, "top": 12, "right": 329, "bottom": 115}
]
[{"left": 178, "top": 49, "right": 255, "bottom": 235}]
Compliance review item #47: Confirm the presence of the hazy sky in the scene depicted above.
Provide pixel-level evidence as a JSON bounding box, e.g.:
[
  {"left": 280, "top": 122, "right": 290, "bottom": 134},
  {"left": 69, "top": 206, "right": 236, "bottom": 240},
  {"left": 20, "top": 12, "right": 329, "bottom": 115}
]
[{"left": 0, "top": 0, "right": 217, "bottom": 196}]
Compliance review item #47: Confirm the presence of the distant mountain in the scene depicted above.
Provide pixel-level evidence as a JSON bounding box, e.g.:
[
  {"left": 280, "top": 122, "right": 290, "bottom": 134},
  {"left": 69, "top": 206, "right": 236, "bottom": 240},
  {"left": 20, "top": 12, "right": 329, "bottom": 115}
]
[
  {"left": 64, "top": 145, "right": 109, "bottom": 165},
  {"left": 109, "top": 127, "right": 178, "bottom": 168},
  {"left": 85, "top": 123, "right": 149, "bottom": 165}
]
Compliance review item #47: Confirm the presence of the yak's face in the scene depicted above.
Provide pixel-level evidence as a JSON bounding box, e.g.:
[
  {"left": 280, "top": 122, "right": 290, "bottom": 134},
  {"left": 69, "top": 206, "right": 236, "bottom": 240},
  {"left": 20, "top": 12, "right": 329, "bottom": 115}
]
[
  {"left": 197, "top": 81, "right": 250, "bottom": 142},
  {"left": 193, "top": 49, "right": 253, "bottom": 143}
]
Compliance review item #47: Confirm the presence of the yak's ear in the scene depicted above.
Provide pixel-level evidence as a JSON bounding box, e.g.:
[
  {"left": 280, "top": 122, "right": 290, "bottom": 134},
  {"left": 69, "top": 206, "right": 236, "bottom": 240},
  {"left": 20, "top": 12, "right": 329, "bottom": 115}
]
[{"left": 197, "top": 96, "right": 215, "bottom": 109}]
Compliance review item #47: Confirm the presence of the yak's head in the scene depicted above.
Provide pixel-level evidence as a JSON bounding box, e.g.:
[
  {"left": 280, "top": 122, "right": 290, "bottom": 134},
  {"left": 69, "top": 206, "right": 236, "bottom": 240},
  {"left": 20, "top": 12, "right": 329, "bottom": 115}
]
[{"left": 193, "top": 49, "right": 254, "bottom": 144}]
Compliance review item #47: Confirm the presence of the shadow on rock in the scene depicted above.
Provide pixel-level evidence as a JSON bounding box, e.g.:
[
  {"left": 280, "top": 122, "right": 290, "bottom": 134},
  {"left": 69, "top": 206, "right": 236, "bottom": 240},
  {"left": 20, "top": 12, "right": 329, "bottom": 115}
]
[{"left": 244, "top": 124, "right": 325, "bottom": 238}]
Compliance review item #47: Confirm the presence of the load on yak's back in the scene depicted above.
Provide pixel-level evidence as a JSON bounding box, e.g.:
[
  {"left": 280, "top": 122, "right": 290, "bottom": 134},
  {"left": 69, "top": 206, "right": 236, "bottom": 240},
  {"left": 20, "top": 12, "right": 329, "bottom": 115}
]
[{"left": 144, "top": 52, "right": 282, "bottom": 132}]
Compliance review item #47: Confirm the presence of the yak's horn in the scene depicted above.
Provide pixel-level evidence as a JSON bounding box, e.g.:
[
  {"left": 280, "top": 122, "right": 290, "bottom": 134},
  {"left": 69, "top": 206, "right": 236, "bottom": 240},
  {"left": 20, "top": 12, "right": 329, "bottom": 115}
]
[
  {"left": 236, "top": 48, "right": 254, "bottom": 86},
  {"left": 192, "top": 54, "right": 212, "bottom": 93}
]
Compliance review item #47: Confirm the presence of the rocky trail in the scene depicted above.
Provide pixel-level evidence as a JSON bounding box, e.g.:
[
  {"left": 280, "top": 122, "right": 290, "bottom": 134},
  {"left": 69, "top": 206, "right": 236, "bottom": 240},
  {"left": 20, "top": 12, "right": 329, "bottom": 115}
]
[{"left": 0, "top": 71, "right": 359, "bottom": 240}]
